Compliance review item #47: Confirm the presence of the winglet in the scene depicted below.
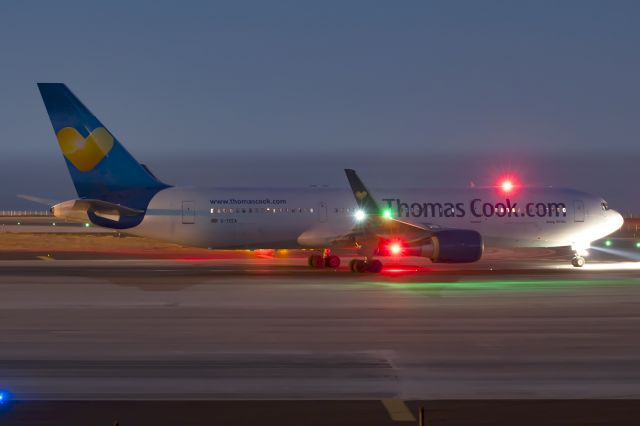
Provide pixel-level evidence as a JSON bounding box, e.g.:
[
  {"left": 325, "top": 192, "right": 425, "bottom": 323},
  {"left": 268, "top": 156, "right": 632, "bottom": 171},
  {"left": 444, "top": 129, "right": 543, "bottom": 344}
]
[{"left": 344, "top": 169, "right": 380, "bottom": 213}]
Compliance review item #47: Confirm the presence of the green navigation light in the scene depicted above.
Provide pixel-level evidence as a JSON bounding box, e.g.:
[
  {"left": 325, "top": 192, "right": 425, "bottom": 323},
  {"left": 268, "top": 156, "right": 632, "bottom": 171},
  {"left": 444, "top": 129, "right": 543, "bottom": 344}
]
[
  {"left": 605, "top": 240, "right": 613, "bottom": 247},
  {"left": 382, "top": 209, "right": 393, "bottom": 220}
]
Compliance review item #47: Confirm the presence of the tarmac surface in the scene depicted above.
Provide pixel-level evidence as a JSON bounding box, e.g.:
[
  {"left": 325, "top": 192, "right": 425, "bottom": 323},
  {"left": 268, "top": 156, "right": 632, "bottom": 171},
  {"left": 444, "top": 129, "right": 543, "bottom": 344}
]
[
  {"left": 0, "top": 251, "right": 639, "bottom": 402},
  {"left": 1, "top": 241, "right": 640, "bottom": 425}
]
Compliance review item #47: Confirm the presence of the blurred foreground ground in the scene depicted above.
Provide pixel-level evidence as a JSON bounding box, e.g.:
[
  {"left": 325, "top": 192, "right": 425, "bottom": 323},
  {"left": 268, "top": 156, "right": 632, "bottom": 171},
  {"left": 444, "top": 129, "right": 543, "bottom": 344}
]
[{"left": 0, "top": 230, "right": 639, "bottom": 425}]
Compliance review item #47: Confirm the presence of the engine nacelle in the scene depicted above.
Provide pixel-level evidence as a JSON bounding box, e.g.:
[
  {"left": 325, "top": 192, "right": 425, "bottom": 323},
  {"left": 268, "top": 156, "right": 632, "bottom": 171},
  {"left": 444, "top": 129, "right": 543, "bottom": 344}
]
[{"left": 415, "top": 230, "right": 483, "bottom": 263}]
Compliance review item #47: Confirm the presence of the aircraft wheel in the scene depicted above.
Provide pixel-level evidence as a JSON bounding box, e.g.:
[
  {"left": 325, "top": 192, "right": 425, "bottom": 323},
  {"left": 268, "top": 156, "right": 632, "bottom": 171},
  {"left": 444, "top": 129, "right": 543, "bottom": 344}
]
[
  {"left": 308, "top": 254, "right": 324, "bottom": 268},
  {"left": 324, "top": 255, "right": 341, "bottom": 268},
  {"left": 350, "top": 259, "right": 367, "bottom": 273},
  {"left": 367, "top": 259, "right": 383, "bottom": 273},
  {"left": 571, "top": 256, "right": 585, "bottom": 268}
]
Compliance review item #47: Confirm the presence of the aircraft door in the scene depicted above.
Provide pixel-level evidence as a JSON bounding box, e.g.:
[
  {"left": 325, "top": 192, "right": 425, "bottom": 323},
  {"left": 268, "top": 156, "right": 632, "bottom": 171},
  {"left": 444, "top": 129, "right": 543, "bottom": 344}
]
[
  {"left": 182, "top": 200, "right": 196, "bottom": 224},
  {"left": 574, "top": 200, "right": 585, "bottom": 222},
  {"left": 317, "top": 201, "right": 328, "bottom": 223}
]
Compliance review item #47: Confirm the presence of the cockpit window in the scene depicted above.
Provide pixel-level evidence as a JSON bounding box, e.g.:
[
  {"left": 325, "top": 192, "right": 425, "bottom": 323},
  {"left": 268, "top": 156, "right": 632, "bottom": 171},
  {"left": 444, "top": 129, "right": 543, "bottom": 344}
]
[{"left": 601, "top": 202, "right": 610, "bottom": 211}]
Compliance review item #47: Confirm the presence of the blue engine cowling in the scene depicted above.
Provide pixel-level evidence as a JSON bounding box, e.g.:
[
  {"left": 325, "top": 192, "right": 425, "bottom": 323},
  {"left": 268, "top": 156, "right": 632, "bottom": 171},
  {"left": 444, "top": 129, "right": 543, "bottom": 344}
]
[{"left": 430, "top": 229, "right": 483, "bottom": 263}]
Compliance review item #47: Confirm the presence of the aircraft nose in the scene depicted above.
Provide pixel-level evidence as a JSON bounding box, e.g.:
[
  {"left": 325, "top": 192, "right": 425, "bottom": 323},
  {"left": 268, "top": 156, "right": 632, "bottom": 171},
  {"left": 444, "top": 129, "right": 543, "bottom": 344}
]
[{"left": 609, "top": 209, "right": 624, "bottom": 232}]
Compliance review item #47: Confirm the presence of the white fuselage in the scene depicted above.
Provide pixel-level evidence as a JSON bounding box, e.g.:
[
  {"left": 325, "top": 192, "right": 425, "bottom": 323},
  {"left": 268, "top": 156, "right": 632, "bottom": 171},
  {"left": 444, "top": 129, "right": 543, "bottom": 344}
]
[{"left": 129, "top": 186, "right": 623, "bottom": 251}]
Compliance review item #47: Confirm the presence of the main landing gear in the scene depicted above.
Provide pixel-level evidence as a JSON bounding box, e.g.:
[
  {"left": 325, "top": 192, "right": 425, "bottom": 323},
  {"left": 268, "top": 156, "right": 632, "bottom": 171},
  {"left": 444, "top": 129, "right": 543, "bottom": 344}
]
[
  {"left": 349, "top": 259, "right": 383, "bottom": 273},
  {"left": 571, "top": 255, "right": 586, "bottom": 268},
  {"left": 307, "top": 251, "right": 384, "bottom": 273},
  {"left": 308, "top": 252, "right": 341, "bottom": 269}
]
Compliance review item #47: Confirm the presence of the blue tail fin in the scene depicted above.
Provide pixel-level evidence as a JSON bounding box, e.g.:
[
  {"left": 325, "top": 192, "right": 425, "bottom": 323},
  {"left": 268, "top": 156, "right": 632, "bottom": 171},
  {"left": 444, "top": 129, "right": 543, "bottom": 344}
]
[{"left": 37, "top": 83, "right": 169, "bottom": 211}]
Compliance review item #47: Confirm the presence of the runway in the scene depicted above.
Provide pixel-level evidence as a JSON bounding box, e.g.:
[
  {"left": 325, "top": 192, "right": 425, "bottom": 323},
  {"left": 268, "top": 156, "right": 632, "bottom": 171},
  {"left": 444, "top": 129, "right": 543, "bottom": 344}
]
[{"left": 1, "top": 254, "right": 639, "bottom": 401}]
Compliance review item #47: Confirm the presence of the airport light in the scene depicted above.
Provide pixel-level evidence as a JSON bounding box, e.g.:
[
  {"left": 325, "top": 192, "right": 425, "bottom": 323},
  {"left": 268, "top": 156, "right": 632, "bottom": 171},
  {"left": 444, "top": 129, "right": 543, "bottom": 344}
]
[
  {"left": 85, "top": 223, "right": 90, "bottom": 228},
  {"left": 354, "top": 209, "right": 367, "bottom": 222}
]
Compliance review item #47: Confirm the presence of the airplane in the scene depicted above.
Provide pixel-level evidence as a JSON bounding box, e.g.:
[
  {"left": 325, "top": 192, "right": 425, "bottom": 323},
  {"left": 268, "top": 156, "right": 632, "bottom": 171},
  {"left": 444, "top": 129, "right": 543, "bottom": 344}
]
[{"left": 36, "top": 83, "right": 624, "bottom": 271}]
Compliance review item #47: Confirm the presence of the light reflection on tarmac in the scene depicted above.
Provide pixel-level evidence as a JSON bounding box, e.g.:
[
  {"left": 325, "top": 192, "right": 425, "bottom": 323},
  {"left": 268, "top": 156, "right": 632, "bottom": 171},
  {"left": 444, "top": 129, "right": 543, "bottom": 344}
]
[{"left": 0, "top": 254, "right": 639, "bottom": 400}]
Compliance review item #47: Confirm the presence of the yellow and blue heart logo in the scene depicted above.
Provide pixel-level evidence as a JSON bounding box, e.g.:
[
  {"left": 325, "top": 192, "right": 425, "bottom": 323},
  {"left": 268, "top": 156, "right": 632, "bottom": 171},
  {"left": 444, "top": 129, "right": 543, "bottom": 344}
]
[
  {"left": 355, "top": 191, "right": 368, "bottom": 200},
  {"left": 56, "top": 127, "right": 114, "bottom": 172}
]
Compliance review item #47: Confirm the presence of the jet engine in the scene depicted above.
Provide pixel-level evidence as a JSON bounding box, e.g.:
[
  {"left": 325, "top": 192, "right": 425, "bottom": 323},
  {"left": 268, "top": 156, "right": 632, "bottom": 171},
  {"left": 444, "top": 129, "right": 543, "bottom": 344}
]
[{"left": 414, "top": 229, "right": 484, "bottom": 263}]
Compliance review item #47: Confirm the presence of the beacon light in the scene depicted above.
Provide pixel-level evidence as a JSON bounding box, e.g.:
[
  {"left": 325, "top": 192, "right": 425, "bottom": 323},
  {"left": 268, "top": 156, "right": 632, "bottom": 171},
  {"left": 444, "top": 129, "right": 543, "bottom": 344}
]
[
  {"left": 386, "top": 240, "right": 405, "bottom": 256},
  {"left": 390, "top": 243, "right": 402, "bottom": 255},
  {"left": 501, "top": 179, "right": 514, "bottom": 193}
]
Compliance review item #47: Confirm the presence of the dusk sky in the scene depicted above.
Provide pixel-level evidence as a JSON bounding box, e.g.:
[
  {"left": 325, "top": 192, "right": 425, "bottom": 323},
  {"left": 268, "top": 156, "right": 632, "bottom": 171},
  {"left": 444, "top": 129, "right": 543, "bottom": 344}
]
[{"left": 0, "top": 1, "right": 638, "bottom": 211}]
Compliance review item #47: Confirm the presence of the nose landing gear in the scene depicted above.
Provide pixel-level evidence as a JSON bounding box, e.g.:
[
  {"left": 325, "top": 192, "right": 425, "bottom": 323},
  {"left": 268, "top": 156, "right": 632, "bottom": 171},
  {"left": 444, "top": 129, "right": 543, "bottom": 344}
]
[
  {"left": 571, "top": 255, "right": 586, "bottom": 268},
  {"left": 570, "top": 243, "right": 589, "bottom": 268}
]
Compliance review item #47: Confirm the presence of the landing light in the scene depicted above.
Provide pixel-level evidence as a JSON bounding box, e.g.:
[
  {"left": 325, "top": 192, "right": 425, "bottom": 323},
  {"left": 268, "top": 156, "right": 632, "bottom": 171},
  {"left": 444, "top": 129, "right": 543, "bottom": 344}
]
[{"left": 354, "top": 209, "right": 367, "bottom": 222}]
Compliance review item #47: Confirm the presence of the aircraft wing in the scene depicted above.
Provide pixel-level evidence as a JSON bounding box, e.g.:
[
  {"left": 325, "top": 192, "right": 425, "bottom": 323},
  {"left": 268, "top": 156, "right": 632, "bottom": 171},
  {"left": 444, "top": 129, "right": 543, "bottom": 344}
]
[
  {"left": 336, "top": 169, "right": 483, "bottom": 263},
  {"left": 335, "top": 169, "right": 435, "bottom": 248}
]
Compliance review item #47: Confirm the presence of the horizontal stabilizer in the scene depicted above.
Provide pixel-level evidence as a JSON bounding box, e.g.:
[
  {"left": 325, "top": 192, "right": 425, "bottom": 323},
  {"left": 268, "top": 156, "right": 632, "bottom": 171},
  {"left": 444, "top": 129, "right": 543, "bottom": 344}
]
[
  {"left": 51, "top": 198, "right": 144, "bottom": 224},
  {"left": 17, "top": 194, "right": 58, "bottom": 207}
]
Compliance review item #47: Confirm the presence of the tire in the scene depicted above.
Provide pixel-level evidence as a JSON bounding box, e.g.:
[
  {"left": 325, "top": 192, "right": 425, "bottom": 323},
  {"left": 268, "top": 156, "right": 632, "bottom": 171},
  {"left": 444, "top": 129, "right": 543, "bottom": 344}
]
[
  {"left": 350, "top": 259, "right": 367, "bottom": 273},
  {"left": 367, "top": 259, "right": 383, "bottom": 273},
  {"left": 324, "top": 255, "right": 341, "bottom": 268},
  {"left": 308, "top": 254, "right": 324, "bottom": 268},
  {"left": 571, "top": 256, "right": 585, "bottom": 268},
  {"left": 349, "top": 259, "right": 359, "bottom": 272}
]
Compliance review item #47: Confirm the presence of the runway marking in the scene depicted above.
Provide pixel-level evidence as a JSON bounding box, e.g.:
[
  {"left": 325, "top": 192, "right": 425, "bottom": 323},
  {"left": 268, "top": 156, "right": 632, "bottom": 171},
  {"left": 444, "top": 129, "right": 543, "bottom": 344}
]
[
  {"left": 36, "top": 256, "right": 54, "bottom": 261},
  {"left": 381, "top": 399, "right": 415, "bottom": 422}
]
